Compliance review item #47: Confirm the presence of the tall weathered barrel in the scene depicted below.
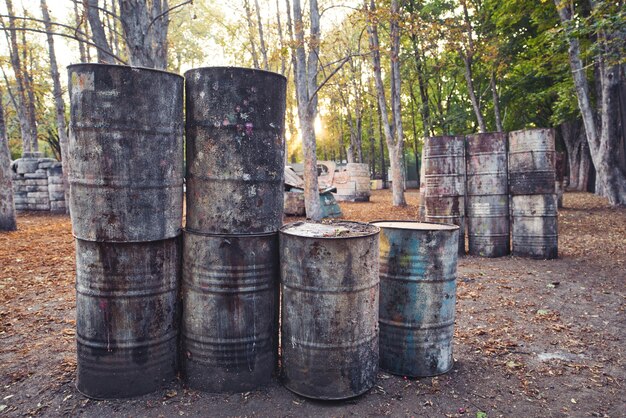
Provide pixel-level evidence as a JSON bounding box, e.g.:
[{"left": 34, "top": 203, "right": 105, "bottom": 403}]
[
  {"left": 508, "top": 128, "right": 556, "bottom": 195},
  {"left": 185, "top": 67, "right": 286, "bottom": 234},
  {"left": 465, "top": 133, "right": 510, "bottom": 257},
  {"left": 280, "top": 221, "right": 379, "bottom": 400},
  {"left": 372, "top": 221, "right": 458, "bottom": 377},
  {"left": 181, "top": 230, "right": 279, "bottom": 392},
  {"left": 75, "top": 238, "right": 180, "bottom": 399},
  {"left": 423, "top": 136, "right": 466, "bottom": 254},
  {"left": 67, "top": 64, "right": 184, "bottom": 242},
  {"left": 511, "top": 194, "right": 558, "bottom": 259}
]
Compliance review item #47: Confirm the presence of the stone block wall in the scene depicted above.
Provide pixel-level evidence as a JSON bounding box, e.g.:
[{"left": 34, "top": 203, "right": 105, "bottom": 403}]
[{"left": 11, "top": 153, "right": 66, "bottom": 213}]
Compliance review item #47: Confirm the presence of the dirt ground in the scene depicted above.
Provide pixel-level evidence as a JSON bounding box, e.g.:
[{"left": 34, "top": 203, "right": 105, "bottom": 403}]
[{"left": 0, "top": 190, "right": 624, "bottom": 417}]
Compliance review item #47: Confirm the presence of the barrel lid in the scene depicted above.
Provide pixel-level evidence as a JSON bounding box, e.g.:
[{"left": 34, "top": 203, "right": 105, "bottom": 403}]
[
  {"left": 280, "top": 221, "right": 379, "bottom": 239},
  {"left": 184, "top": 66, "right": 287, "bottom": 82},
  {"left": 67, "top": 62, "right": 184, "bottom": 80},
  {"left": 370, "top": 220, "right": 459, "bottom": 231}
]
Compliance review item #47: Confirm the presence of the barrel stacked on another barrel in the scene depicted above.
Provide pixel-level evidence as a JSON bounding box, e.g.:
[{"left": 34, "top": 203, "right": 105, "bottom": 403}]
[
  {"left": 181, "top": 67, "right": 287, "bottom": 392},
  {"left": 68, "top": 64, "right": 184, "bottom": 399},
  {"left": 508, "top": 128, "right": 558, "bottom": 259}
]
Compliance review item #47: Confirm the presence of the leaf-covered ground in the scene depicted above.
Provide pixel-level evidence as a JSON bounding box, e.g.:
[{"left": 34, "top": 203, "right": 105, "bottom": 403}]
[{"left": 0, "top": 191, "right": 624, "bottom": 417}]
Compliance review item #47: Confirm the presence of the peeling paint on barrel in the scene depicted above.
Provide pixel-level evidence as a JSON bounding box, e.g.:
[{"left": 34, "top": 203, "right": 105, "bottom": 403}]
[
  {"left": 75, "top": 237, "right": 180, "bottom": 399},
  {"left": 511, "top": 194, "right": 558, "bottom": 259},
  {"left": 181, "top": 230, "right": 279, "bottom": 392},
  {"left": 279, "top": 221, "right": 379, "bottom": 400},
  {"left": 372, "top": 221, "right": 458, "bottom": 378},
  {"left": 185, "top": 67, "right": 286, "bottom": 234},
  {"left": 423, "top": 136, "right": 466, "bottom": 254},
  {"left": 466, "top": 133, "right": 510, "bottom": 257},
  {"left": 67, "top": 64, "right": 184, "bottom": 242}
]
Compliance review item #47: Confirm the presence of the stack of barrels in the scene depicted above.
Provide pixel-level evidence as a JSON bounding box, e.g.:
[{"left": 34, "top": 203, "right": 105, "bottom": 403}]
[
  {"left": 465, "top": 133, "right": 510, "bottom": 257},
  {"left": 422, "top": 136, "right": 466, "bottom": 254},
  {"left": 68, "top": 64, "right": 184, "bottom": 399},
  {"left": 422, "top": 128, "right": 558, "bottom": 259},
  {"left": 508, "top": 128, "right": 558, "bottom": 259},
  {"left": 181, "top": 67, "right": 286, "bottom": 392}
]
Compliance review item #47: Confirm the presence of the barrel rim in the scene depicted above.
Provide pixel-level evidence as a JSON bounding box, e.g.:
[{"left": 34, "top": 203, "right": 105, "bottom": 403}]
[
  {"left": 73, "top": 232, "right": 182, "bottom": 244},
  {"left": 279, "top": 220, "right": 379, "bottom": 239},
  {"left": 465, "top": 132, "right": 507, "bottom": 140},
  {"left": 183, "top": 228, "right": 277, "bottom": 238},
  {"left": 425, "top": 135, "right": 465, "bottom": 141},
  {"left": 370, "top": 220, "right": 459, "bottom": 232},
  {"left": 67, "top": 62, "right": 184, "bottom": 80},
  {"left": 508, "top": 127, "right": 554, "bottom": 137},
  {"left": 184, "top": 66, "right": 287, "bottom": 82}
]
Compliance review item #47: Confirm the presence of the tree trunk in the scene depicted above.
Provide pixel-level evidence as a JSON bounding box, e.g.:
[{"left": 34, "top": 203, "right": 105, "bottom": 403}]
[
  {"left": 244, "top": 0, "right": 260, "bottom": 69},
  {"left": 368, "top": 105, "right": 376, "bottom": 178},
  {"left": 555, "top": 0, "right": 626, "bottom": 205},
  {"left": 364, "top": 0, "right": 405, "bottom": 206},
  {"left": 561, "top": 119, "right": 592, "bottom": 191},
  {"left": 74, "top": 0, "right": 88, "bottom": 62},
  {"left": 2, "top": 0, "right": 34, "bottom": 155},
  {"left": 254, "top": 0, "right": 269, "bottom": 70},
  {"left": 20, "top": 16, "right": 38, "bottom": 153},
  {"left": 41, "top": 0, "right": 70, "bottom": 214},
  {"left": 490, "top": 71, "right": 504, "bottom": 132},
  {"left": 276, "top": 0, "right": 286, "bottom": 75},
  {"left": 292, "top": 0, "right": 322, "bottom": 220},
  {"left": 377, "top": 100, "right": 387, "bottom": 188},
  {"left": 460, "top": 0, "right": 486, "bottom": 133},
  {"left": 86, "top": 0, "right": 115, "bottom": 64},
  {"left": 118, "top": 0, "right": 169, "bottom": 69},
  {"left": 0, "top": 93, "right": 16, "bottom": 231}
]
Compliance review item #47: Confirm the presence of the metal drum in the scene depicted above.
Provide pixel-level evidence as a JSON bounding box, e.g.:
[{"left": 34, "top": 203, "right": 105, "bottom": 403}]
[
  {"left": 423, "top": 136, "right": 466, "bottom": 254},
  {"left": 185, "top": 67, "right": 286, "bottom": 234},
  {"left": 511, "top": 194, "right": 558, "bottom": 259},
  {"left": 181, "top": 230, "right": 279, "bottom": 392},
  {"left": 372, "top": 221, "right": 458, "bottom": 377},
  {"left": 466, "top": 133, "right": 510, "bottom": 257},
  {"left": 508, "top": 128, "right": 556, "bottom": 195},
  {"left": 75, "top": 238, "right": 180, "bottom": 399},
  {"left": 280, "top": 221, "right": 379, "bottom": 400},
  {"left": 67, "top": 64, "right": 184, "bottom": 242}
]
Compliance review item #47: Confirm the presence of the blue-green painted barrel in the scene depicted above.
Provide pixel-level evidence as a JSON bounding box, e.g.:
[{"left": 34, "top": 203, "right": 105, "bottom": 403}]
[{"left": 372, "top": 221, "right": 459, "bottom": 377}]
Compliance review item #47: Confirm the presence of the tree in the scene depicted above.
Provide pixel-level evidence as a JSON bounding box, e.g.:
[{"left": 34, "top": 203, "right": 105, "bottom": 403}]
[
  {"left": 0, "top": 90, "right": 16, "bottom": 231},
  {"left": 40, "top": 0, "right": 70, "bottom": 213},
  {"left": 554, "top": 0, "right": 626, "bottom": 205},
  {"left": 291, "top": 0, "right": 322, "bottom": 219},
  {"left": 364, "top": 0, "right": 406, "bottom": 206}
]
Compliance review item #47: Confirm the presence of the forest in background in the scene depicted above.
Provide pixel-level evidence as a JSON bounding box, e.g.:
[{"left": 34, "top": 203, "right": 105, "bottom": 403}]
[{"left": 0, "top": 0, "right": 625, "bottom": 212}]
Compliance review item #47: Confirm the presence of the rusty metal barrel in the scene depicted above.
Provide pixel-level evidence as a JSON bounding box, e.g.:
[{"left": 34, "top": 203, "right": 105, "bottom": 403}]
[
  {"left": 465, "top": 133, "right": 510, "bottom": 257},
  {"left": 185, "top": 67, "right": 286, "bottom": 234},
  {"left": 371, "top": 221, "right": 458, "bottom": 377},
  {"left": 75, "top": 238, "right": 180, "bottom": 399},
  {"left": 181, "top": 230, "right": 279, "bottom": 392},
  {"left": 508, "top": 128, "right": 556, "bottom": 195},
  {"left": 511, "top": 194, "right": 558, "bottom": 259},
  {"left": 423, "top": 136, "right": 466, "bottom": 254},
  {"left": 280, "top": 221, "right": 380, "bottom": 400},
  {"left": 67, "top": 64, "right": 184, "bottom": 242}
]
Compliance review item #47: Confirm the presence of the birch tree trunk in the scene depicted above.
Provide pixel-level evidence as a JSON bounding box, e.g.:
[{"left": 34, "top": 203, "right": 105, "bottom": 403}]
[
  {"left": 292, "top": 0, "right": 322, "bottom": 219},
  {"left": 276, "top": 0, "right": 286, "bottom": 75},
  {"left": 244, "top": 0, "right": 260, "bottom": 69},
  {"left": 20, "top": 20, "right": 38, "bottom": 153},
  {"left": 490, "top": 71, "right": 504, "bottom": 132},
  {"left": 555, "top": 0, "right": 626, "bottom": 205},
  {"left": 2, "top": 0, "right": 34, "bottom": 155},
  {"left": 41, "top": 0, "right": 70, "bottom": 214},
  {"left": 0, "top": 93, "right": 16, "bottom": 231},
  {"left": 460, "top": 0, "right": 486, "bottom": 133},
  {"left": 86, "top": 0, "right": 115, "bottom": 64},
  {"left": 364, "top": 0, "right": 406, "bottom": 206},
  {"left": 74, "top": 0, "right": 88, "bottom": 62},
  {"left": 118, "top": 0, "right": 169, "bottom": 69},
  {"left": 254, "top": 0, "right": 269, "bottom": 70}
]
